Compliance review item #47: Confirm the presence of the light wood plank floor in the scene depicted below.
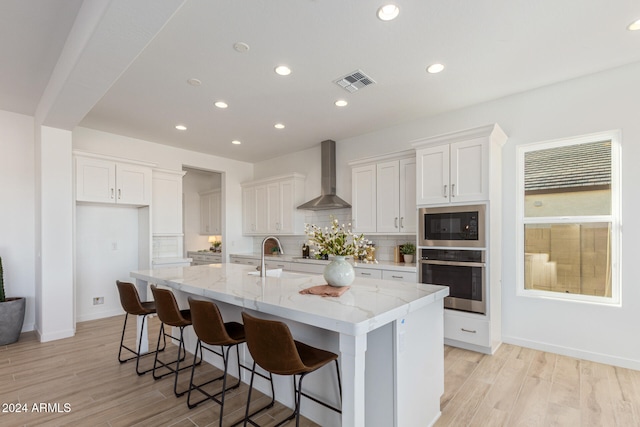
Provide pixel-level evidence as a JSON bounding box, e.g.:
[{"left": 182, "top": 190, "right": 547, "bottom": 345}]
[
  {"left": 436, "top": 344, "right": 640, "bottom": 426},
  {"left": 0, "top": 315, "right": 319, "bottom": 427},
  {"left": 2, "top": 316, "right": 639, "bottom": 426}
]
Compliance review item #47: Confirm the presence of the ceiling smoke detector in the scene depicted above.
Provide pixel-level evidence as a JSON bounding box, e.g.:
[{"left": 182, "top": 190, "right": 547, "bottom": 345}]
[{"left": 334, "top": 70, "right": 376, "bottom": 93}]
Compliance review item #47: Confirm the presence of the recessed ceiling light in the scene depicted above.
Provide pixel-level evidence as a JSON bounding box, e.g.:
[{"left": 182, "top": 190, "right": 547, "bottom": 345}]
[
  {"left": 335, "top": 99, "right": 348, "bottom": 107},
  {"left": 233, "top": 42, "right": 250, "bottom": 52},
  {"left": 187, "top": 78, "right": 201, "bottom": 86},
  {"left": 427, "top": 63, "right": 445, "bottom": 74},
  {"left": 232, "top": 140, "right": 242, "bottom": 145},
  {"left": 275, "top": 65, "right": 292, "bottom": 76},
  {"left": 175, "top": 125, "right": 187, "bottom": 130},
  {"left": 628, "top": 19, "right": 640, "bottom": 31},
  {"left": 377, "top": 4, "right": 399, "bottom": 21},
  {"left": 274, "top": 123, "right": 285, "bottom": 129},
  {"left": 214, "top": 101, "right": 228, "bottom": 109}
]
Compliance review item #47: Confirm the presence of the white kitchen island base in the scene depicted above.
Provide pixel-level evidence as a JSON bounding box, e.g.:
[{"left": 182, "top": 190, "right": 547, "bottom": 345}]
[{"left": 132, "top": 263, "right": 448, "bottom": 427}]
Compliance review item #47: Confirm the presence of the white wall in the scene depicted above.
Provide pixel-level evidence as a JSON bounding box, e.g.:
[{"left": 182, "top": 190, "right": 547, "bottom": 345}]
[
  {"left": 255, "top": 61, "right": 640, "bottom": 369},
  {"left": 76, "top": 205, "right": 140, "bottom": 321},
  {"left": 0, "top": 110, "right": 36, "bottom": 332}
]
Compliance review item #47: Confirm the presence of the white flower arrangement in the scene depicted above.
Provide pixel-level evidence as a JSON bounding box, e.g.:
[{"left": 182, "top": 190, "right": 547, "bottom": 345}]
[{"left": 304, "top": 217, "right": 376, "bottom": 262}]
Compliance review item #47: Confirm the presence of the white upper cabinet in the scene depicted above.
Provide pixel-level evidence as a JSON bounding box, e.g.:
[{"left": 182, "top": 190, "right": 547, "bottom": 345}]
[
  {"left": 199, "top": 189, "right": 221, "bottom": 235},
  {"left": 413, "top": 124, "right": 507, "bottom": 206},
  {"left": 350, "top": 151, "right": 416, "bottom": 234},
  {"left": 75, "top": 153, "right": 153, "bottom": 206},
  {"left": 152, "top": 169, "right": 185, "bottom": 235},
  {"left": 241, "top": 174, "right": 305, "bottom": 235},
  {"left": 351, "top": 164, "right": 377, "bottom": 233}
]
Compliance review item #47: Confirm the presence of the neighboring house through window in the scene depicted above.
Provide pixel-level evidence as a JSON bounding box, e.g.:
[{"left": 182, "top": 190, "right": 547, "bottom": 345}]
[{"left": 517, "top": 131, "right": 620, "bottom": 304}]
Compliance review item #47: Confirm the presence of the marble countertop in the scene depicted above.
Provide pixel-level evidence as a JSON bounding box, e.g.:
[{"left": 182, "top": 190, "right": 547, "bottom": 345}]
[
  {"left": 230, "top": 253, "right": 417, "bottom": 272},
  {"left": 131, "top": 263, "right": 446, "bottom": 336}
]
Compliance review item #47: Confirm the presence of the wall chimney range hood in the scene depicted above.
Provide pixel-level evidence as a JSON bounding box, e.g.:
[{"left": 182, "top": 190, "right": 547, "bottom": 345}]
[{"left": 297, "top": 140, "right": 351, "bottom": 211}]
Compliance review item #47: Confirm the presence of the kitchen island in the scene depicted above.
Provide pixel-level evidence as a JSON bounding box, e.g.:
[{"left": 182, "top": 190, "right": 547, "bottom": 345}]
[{"left": 131, "top": 263, "right": 448, "bottom": 427}]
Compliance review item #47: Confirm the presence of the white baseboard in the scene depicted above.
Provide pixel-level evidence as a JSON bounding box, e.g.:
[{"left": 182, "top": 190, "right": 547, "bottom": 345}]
[
  {"left": 36, "top": 327, "right": 75, "bottom": 343},
  {"left": 76, "top": 308, "right": 123, "bottom": 323},
  {"left": 502, "top": 335, "right": 640, "bottom": 371}
]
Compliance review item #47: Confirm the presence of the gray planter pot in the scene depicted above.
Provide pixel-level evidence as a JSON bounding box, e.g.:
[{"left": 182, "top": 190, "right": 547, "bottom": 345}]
[{"left": 0, "top": 298, "right": 26, "bottom": 345}]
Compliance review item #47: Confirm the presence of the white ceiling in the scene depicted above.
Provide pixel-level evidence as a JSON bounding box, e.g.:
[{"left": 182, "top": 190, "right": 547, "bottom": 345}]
[{"left": 3, "top": 0, "right": 640, "bottom": 163}]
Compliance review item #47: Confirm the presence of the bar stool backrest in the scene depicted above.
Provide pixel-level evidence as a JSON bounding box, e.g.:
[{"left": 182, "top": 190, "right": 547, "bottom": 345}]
[
  {"left": 242, "top": 312, "right": 306, "bottom": 375},
  {"left": 150, "top": 285, "right": 190, "bottom": 327},
  {"left": 188, "top": 298, "right": 238, "bottom": 346},
  {"left": 116, "top": 280, "right": 151, "bottom": 315}
]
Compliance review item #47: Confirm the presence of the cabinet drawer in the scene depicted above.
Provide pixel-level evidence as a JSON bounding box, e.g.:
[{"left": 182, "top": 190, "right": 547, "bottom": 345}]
[
  {"left": 289, "top": 263, "right": 325, "bottom": 275},
  {"left": 444, "top": 312, "right": 490, "bottom": 347},
  {"left": 230, "top": 257, "right": 259, "bottom": 266},
  {"left": 382, "top": 270, "right": 416, "bottom": 282},
  {"left": 353, "top": 268, "right": 382, "bottom": 279},
  {"left": 265, "top": 261, "right": 291, "bottom": 270}
]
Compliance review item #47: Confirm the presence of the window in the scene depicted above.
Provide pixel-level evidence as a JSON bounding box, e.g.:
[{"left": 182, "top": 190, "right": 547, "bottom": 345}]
[{"left": 517, "top": 131, "right": 620, "bottom": 304}]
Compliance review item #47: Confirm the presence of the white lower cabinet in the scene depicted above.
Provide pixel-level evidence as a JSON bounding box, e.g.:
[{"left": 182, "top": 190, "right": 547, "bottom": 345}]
[
  {"left": 382, "top": 270, "right": 417, "bottom": 282},
  {"left": 188, "top": 252, "right": 222, "bottom": 265},
  {"left": 354, "top": 268, "right": 382, "bottom": 279},
  {"left": 229, "top": 256, "right": 260, "bottom": 267},
  {"left": 443, "top": 310, "right": 491, "bottom": 348}
]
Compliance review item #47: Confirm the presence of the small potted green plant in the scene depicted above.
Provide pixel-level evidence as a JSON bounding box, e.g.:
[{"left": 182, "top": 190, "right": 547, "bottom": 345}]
[
  {"left": 0, "top": 256, "right": 26, "bottom": 345},
  {"left": 400, "top": 242, "right": 416, "bottom": 264}
]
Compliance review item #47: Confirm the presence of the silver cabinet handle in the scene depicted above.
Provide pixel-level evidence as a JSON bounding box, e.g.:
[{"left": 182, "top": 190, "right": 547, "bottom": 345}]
[
  {"left": 361, "top": 272, "right": 371, "bottom": 276},
  {"left": 400, "top": 217, "right": 404, "bottom": 228},
  {"left": 443, "top": 185, "right": 448, "bottom": 197},
  {"left": 461, "top": 328, "right": 477, "bottom": 334},
  {"left": 451, "top": 183, "right": 456, "bottom": 197},
  {"left": 394, "top": 217, "right": 398, "bottom": 228},
  {"left": 392, "top": 275, "right": 403, "bottom": 279},
  {"left": 110, "top": 188, "right": 115, "bottom": 199},
  {"left": 118, "top": 189, "right": 121, "bottom": 199}
]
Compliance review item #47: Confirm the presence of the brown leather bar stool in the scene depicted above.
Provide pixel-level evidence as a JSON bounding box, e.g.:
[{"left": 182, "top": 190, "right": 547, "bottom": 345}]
[
  {"left": 115, "top": 280, "right": 166, "bottom": 375},
  {"left": 186, "top": 297, "right": 245, "bottom": 425},
  {"left": 241, "top": 312, "right": 342, "bottom": 427},
  {"left": 150, "top": 285, "right": 202, "bottom": 397}
]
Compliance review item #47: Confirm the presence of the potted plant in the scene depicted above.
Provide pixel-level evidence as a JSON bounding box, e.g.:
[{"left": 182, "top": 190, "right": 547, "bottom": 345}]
[
  {"left": 0, "top": 256, "right": 26, "bottom": 345},
  {"left": 400, "top": 242, "right": 416, "bottom": 264}
]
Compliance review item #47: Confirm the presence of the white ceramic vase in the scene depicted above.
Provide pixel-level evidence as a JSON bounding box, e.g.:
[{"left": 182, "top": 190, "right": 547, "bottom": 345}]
[{"left": 323, "top": 256, "right": 355, "bottom": 287}]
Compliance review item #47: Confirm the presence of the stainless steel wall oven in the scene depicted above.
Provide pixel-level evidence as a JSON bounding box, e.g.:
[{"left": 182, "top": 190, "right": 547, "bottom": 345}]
[{"left": 419, "top": 248, "right": 486, "bottom": 314}]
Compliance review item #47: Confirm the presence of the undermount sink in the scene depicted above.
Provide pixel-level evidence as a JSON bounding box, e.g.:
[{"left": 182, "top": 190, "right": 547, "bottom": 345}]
[{"left": 248, "top": 269, "right": 310, "bottom": 279}]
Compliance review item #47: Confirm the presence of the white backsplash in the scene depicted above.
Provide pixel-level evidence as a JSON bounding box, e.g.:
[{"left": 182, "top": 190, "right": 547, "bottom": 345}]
[
  {"left": 251, "top": 209, "right": 416, "bottom": 262},
  {"left": 153, "top": 235, "right": 184, "bottom": 258}
]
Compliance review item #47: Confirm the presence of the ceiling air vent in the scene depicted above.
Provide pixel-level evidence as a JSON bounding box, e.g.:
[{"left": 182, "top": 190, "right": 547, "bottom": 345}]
[{"left": 334, "top": 69, "right": 376, "bottom": 93}]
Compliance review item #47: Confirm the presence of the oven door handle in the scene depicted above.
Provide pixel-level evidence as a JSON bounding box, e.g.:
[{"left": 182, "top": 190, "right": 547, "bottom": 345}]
[{"left": 420, "top": 259, "right": 486, "bottom": 268}]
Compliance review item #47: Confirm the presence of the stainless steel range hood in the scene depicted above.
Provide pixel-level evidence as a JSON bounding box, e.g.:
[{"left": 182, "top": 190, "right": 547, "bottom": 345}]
[{"left": 297, "top": 140, "right": 351, "bottom": 211}]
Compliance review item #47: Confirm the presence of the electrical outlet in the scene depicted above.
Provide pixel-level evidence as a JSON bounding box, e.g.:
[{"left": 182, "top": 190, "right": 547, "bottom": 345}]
[{"left": 93, "top": 297, "right": 104, "bottom": 305}]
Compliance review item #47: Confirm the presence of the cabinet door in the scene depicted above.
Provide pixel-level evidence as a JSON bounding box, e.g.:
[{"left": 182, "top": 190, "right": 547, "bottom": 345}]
[
  {"left": 242, "top": 186, "right": 257, "bottom": 234},
  {"left": 153, "top": 172, "right": 183, "bottom": 234},
  {"left": 416, "top": 145, "right": 450, "bottom": 205},
  {"left": 376, "top": 161, "right": 400, "bottom": 233},
  {"left": 351, "top": 164, "right": 377, "bottom": 233},
  {"left": 450, "top": 138, "right": 488, "bottom": 202},
  {"left": 210, "top": 191, "right": 221, "bottom": 234},
  {"left": 117, "top": 163, "right": 151, "bottom": 205},
  {"left": 254, "top": 185, "right": 268, "bottom": 234},
  {"left": 399, "top": 158, "right": 417, "bottom": 233},
  {"left": 76, "top": 157, "right": 116, "bottom": 203},
  {"left": 200, "top": 193, "right": 212, "bottom": 235},
  {"left": 279, "top": 179, "right": 295, "bottom": 234},
  {"left": 266, "top": 182, "right": 281, "bottom": 233}
]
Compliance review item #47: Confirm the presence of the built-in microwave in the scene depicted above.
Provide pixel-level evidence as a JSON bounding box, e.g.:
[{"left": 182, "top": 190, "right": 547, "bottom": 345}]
[{"left": 418, "top": 204, "right": 486, "bottom": 248}]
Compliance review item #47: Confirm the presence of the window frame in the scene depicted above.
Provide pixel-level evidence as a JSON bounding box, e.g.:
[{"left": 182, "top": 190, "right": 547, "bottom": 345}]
[{"left": 516, "top": 130, "right": 621, "bottom": 305}]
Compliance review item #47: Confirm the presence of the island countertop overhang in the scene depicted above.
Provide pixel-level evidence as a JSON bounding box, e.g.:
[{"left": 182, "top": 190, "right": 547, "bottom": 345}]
[{"left": 130, "top": 263, "right": 448, "bottom": 336}]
